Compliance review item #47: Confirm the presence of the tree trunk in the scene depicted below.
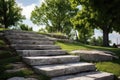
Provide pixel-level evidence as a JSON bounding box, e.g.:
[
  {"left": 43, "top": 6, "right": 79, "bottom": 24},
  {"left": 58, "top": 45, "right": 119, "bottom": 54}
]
[
  {"left": 3, "top": 0, "right": 8, "bottom": 28},
  {"left": 103, "top": 28, "right": 109, "bottom": 47}
]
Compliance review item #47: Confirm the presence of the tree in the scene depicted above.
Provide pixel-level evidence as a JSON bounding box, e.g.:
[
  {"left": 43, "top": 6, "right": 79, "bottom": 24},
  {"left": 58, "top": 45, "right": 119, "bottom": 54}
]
[
  {"left": 19, "top": 24, "right": 33, "bottom": 31},
  {"left": 70, "top": 9, "right": 94, "bottom": 44},
  {"left": 89, "top": 36, "right": 103, "bottom": 46},
  {"left": 70, "top": 0, "right": 120, "bottom": 46},
  {"left": 0, "top": 0, "right": 25, "bottom": 28},
  {"left": 31, "top": 0, "right": 78, "bottom": 35}
]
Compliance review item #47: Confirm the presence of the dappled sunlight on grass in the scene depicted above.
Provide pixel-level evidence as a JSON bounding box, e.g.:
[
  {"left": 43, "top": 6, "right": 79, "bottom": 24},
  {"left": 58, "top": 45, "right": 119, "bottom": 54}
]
[
  {"left": 56, "top": 41, "right": 120, "bottom": 57},
  {"left": 96, "top": 61, "right": 120, "bottom": 76},
  {"left": 56, "top": 42, "right": 91, "bottom": 52},
  {"left": 56, "top": 41, "right": 120, "bottom": 76}
]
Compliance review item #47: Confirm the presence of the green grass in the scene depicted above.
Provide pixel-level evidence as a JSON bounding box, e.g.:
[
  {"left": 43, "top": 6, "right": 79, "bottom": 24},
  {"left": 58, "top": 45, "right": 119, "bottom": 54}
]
[
  {"left": 56, "top": 41, "right": 120, "bottom": 57},
  {"left": 56, "top": 41, "right": 120, "bottom": 76},
  {"left": 96, "top": 61, "right": 120, "bottom": 76},
  {"left": 38, "top": 32, "right": 68, "bottom": 39},
  {"left": 0, "top": 50, "right": 17, "bottom": 59},
  {"left": 0, "top": 68, "right": 34, "bottom": 80},
  {"left": 0, "top": 28, "right": 6, "bottom": 31},
  {"left": 0, "top": 40, "right": 6, "bottom": 45}
]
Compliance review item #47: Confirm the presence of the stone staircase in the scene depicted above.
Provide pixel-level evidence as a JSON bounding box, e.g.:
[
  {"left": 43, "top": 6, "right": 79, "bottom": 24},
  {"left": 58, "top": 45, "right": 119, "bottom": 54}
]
[{"left": 3, "top": 30, "right": 114, "bottom": 80}]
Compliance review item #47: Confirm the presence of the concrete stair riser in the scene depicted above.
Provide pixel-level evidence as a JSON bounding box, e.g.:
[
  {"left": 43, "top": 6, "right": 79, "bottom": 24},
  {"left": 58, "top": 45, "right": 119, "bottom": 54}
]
[
  {"left": 4, "top": 33, "right": 45, "bottom": 38},
  {"left": 23, "top": 55, "right": 80, "bottom": 65},
  {"left": 11, "top": 45, "right": 61, "bottom": 50},
  {"left": 7, "top": 38, "right": 54, "bottom": 43},
  {"left": 5, "top": 36, "right": 47, "bottom": 40},
  {"left": 4, "top": 30, "right": 37, "bottom": 33},
  {"left": 9, "top": 40, "right": 54, "bottom": 45},
  {"left": 17, "top": 50, "right": 67, "bottom": 56},
  {"left": 34, "top": 62, "right": 96, "bottom": 77},
  {"left": 51, "top": 71, "right": 114, "bottom": 80},
  {"left": 4, "top": 30, "right": 40, "bottom": 35}
]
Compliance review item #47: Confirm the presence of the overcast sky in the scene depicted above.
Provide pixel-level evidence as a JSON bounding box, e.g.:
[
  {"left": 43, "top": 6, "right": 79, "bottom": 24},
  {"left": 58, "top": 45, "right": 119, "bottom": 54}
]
[{"left": 15, "top": 0, "right": 120, "bottom": 45}]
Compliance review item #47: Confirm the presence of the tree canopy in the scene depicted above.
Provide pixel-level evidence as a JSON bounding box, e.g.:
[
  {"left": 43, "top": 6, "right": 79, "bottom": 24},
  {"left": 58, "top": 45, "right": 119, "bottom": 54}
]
[
  {"left": 71, "top": 10, "right": 94, "bottom": 43},
  {"left": 70, "top": 0, "right": 120, "bottom": 46},
  {"left": 31, "top": 0, "right": 78, "bottom": 34},
  {"left": 19, "top": 24, "right": 33, "bottom": 31},
  {"left": 0, "top": 0, "right": 25, "bottom": 28}
]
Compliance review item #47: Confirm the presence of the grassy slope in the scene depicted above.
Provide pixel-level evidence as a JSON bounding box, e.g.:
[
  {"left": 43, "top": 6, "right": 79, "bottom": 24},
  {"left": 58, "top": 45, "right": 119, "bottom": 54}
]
[{"left": 56, "top": 41, "right": 120, "bottom": 76}]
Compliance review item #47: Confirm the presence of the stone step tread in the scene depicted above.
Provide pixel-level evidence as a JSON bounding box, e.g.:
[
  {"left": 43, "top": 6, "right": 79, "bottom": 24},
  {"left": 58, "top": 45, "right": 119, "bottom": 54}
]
[
  {"left": 5, "top": 34, "right": 45, "bottom": 37},
  {"left": 4, "top": 30, "right": 41, "bottom": 34},
  {"left": 7, "top": 38, "right": 50, "bottom": 41},
  {"left": 4, "top": 30, "right": 36, "bottom": 33},
  {"left": 11, "top": 45, "right": 61, "bottom": 50},
  {"left": 5, "top": 34, "right": 46, "bottom": 37},
  {"left": 4, "top": 32, "right": 44, "bottom": 36},
  {"left": 34, "top": 62, "right": 96, "bottom": 77},
  {"left": 51, "top": 71, "right": 114, "bottom": 80},
  {"left": 17, "top": 50, "right": 67, "bottom": 56},
  {"left": 7, "top": 38, "right": 54, "bottom": 42},
  {"left": 8, "top": 39, "right": 53, "bottom": 42},
  {"left": 4, "top": 34, "right": 45, "bottom": 38},
  {"left": 10, "top": 41, "right": 54, "bottom": 45},
  {"left": 5, "top": 36, "right": 47, "bottom": 40},
  {"left": 23, "top": 55, "right": 80, "bottom": 65}
]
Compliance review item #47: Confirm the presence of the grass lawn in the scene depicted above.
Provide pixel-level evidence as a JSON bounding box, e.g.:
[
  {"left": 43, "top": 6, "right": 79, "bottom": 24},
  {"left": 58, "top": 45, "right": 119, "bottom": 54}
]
[{"left": 56, "top": 41, "right": 120, "bottom": 76}]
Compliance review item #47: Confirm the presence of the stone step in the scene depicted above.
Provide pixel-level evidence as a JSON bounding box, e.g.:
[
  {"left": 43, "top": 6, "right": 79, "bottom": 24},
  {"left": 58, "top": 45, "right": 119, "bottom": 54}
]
[
  {"left": 17, "top": 50, "right": 67, "bottom": 56},
  {"left": 23, "top": 55, "right": 80, "bottom": 65},
  {"left": 71, "top": 50, "right": 114, "bottom": 61},
  {"left": 4, "top": 30, "right": 38, "bottom": 34},
  {"left": 4, "top": 33, "right": 45, "bottom": 38},
  {"left": 9, "top": 40, "right": 54, "bottom": 45},
  {"left": 34, "top": 62, "right": 96, "bottom": 77},
  {"left": 51, "top": 71, "right": 114, "bottom": 80},
  {"left": 11, "top": 45, "right": 61, "bottom": 50},
  {"left": 4, "top": 35, "right": 47, "bottom": 40},
  {"left": 7, "top": 38, "right": 53, "bottom": 43}
]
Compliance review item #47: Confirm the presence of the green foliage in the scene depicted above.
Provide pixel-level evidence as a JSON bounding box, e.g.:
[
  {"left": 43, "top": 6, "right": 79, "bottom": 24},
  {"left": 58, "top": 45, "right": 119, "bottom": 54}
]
[
  {"left": 19, "top": 24, "right": 33, "bottom": 31},
  {"left": 0, "top": 28, "right": 7, "bottom": 31},
  {"left": 0, "top": 0, "right": 25, "bottom": 28},
  {"left": 38, "top": 28, "right": 47, "bottom": 33},
  {"left": 0, "top": 39, "right": 6, "bottom": 46},
  {"left": 77, "top": 27, "right": 94, "bottom": 44},
  {"left": 31, "top": 0, "right": 78, "bottom": 35},
  {"left": 0, "top": 50, "right": 17, "bottom": 59},
  {"left": 0, "top": 68, "right": 34, "bottom": 80},
  {"left": 0, "top": 56, "right": 21, "bottom": 65},
  {"left": 89, "top": 36, "right": 103, "bottom": 46},
  {"left": 70, "top": 2, "right": 94, "bottom": 43},
  {"left": 89, "top": 36, "right": 111, "bottom": 46},
  {"left": 70, "top": 0, "right": 120, "bottom": 46},
  {"left": 38, "top": 74, "right": 50, "bottom": 80},
  {"left": 46, "top": 32, "right": 68, "bottom": 39}
]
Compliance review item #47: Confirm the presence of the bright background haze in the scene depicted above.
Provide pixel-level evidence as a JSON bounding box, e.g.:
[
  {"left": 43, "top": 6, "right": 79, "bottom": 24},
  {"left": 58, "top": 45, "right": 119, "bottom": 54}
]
[{"left": 16, "top": 0, "right": 120, "bottom": 45}]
